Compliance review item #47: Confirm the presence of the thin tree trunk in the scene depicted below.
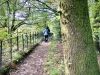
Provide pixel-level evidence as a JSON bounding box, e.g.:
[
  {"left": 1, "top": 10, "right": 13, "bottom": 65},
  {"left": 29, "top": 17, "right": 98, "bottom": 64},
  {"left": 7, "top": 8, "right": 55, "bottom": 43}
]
[{"left": 58, "top": 0, "right": 100, "bottom": 75}]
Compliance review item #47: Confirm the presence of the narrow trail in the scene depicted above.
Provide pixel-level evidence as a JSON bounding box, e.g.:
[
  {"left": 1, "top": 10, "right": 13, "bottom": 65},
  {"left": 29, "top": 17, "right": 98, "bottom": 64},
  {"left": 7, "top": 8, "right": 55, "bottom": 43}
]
[
  {"left": 8, "top": 41, "right": 49, "bottom": 75},
  {"left": 6, "top": 41, "right": 100, "bottom": 75}
]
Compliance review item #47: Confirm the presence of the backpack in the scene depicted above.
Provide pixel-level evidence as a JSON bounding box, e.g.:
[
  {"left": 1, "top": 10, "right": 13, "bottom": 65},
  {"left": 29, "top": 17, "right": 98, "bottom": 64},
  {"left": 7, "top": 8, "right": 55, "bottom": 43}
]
[{"left": 43, "top": 29, "right": 49, "bottom": 35}]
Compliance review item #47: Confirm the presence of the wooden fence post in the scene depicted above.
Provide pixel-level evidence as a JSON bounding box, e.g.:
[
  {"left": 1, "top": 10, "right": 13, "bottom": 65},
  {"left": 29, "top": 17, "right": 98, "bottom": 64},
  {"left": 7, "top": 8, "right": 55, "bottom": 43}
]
[
  {"left": 30, "top": 32, "right": 31, "bottom": 44},
  {"left": 99, "top": 37, "right": 100, "bottom": 50},
  {"left": 37, "top": 32, "right": 38, "bottom": 42},
  {"left": 35, "top": 32, "right": 37, "bottom": 43},
  {"left": 17, "top": 36, "right": 19, "bottom": 51},
  {"left": 34, "top": 32, "right": 36, "bottom": 44},
  {"left": 10, "top": 38, "right": 12, "bottom": 60},
  {"left": 22, "top": 34, "right": 24, "bottom": 51},
  {"left": 26, "top": 33, "right": 28, "bottom": 48},
  {"left": 39, "top": 32, "right": 41, "bottom": 41},
  {"left": 36, "top": 32, "right": 38, "bottom": 43},
  {"left": 32, "top": 33, "right": 34, "bottom": 45},
  {"left": 0, "top": 41, "right": 2, "bottom": 67}
]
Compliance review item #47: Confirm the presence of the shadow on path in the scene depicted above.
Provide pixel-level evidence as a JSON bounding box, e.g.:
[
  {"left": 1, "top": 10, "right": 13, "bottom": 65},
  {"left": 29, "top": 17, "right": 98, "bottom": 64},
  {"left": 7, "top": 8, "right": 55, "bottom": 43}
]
[{"left": 8, "top": 41, "right": 49, "bottom": 75}]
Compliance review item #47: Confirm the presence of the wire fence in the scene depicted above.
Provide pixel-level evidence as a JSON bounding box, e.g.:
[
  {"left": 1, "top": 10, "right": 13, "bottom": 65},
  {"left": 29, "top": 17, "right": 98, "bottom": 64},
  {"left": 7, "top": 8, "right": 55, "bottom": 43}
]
[{"left": 0, "top": 32, "right": 43, "bottom": 68}]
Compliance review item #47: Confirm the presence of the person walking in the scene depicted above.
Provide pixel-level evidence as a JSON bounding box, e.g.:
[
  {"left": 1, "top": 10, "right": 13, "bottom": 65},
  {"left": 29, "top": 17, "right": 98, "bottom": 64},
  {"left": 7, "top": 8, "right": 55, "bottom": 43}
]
[{"left": 43, "top": 26, "right": 50, "bottom": 42}]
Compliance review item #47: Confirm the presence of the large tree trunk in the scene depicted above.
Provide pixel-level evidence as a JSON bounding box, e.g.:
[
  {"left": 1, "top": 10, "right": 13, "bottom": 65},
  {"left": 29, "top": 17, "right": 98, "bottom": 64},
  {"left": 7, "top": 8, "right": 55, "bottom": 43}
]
[{"left": 58, "top": 0, "right": 100, "bottom": 75}]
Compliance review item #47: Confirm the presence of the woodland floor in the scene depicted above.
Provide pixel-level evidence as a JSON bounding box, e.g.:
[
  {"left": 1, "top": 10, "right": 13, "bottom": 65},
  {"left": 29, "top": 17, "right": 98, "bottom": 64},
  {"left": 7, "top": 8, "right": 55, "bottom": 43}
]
[
  {"left": 7, "top": 41, "right": 49, "bottom": 75},
  {"left": 6, "top": 41, "right": 100, "bottom": 75}
]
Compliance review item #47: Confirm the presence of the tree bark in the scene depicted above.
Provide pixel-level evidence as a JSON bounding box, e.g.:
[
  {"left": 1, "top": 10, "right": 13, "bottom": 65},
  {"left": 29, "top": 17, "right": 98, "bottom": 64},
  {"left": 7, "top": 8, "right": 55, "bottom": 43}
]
[{"left": 58, "top": 0, "right": 100, "bottom": 75}]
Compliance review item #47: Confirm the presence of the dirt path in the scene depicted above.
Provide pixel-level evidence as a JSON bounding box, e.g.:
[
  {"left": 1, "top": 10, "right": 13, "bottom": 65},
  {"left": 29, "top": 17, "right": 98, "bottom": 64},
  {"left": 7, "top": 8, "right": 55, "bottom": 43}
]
[{"left": 8, "top": 41, "right": 48, "bottom": 75}]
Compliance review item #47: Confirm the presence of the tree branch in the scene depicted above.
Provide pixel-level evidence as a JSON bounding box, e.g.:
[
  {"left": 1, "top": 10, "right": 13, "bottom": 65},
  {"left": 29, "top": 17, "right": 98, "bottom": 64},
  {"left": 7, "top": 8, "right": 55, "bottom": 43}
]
[
  {"left": 12, "top": 12, "right": 30, "bottom": 31},
  {"left": 36, "top": 0, "right": 57, "bottom": 13}
]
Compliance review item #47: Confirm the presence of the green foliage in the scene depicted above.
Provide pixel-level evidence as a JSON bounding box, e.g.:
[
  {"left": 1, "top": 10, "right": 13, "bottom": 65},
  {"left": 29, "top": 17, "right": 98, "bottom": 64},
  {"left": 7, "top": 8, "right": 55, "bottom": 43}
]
[
  {"left": 48, "top": 67, "right": 59, "bottom": 75},
  {"left": 12, "top": 53, "right": 22, "bottom": 60},
  {"left": 0, "top": 6, "right": 5, "bottom": 16},
  {"left": 0, "top": 67, "right": 9, "bottom": 74},
  {"left": 89, "top": 0, "right": 100, "bottom": 42},
  {"left": 0, "top": 28, "right": 10, "bottom": 40},
  {"left": 0, "top": 0, "right": 6, "bottom": 16},
  {"left": 0, "top": 0, "right": 58, "bottom": 36},
  {"left": 55, "top": 16, "right": 60, "bottom": 20}
]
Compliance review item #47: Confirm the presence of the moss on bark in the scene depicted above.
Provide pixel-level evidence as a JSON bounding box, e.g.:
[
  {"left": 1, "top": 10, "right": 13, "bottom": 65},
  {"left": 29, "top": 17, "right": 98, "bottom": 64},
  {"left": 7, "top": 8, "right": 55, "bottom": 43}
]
[{"left": 58, "top": 0, "right": 100, "bottom": 75}]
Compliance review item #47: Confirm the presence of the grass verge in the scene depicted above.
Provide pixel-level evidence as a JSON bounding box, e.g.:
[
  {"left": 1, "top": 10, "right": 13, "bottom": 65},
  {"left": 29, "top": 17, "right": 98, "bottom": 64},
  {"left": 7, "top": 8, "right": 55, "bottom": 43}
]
[{"left": 44, "top": 41, "right": 65, "bottom": 75}]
